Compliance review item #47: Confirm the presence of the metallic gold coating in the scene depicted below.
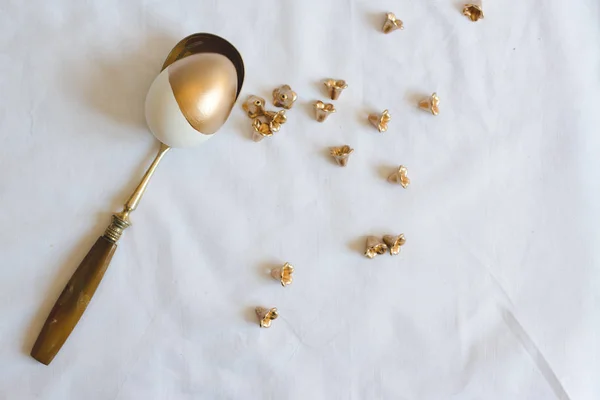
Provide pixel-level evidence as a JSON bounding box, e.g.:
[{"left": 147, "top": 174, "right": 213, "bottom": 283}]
[
  {"left": 314, "top": 100, "right": 336, "bottom": 122},
  {"left": 103, "top": 213, "right": 131, "bottom": 243},
  {"left": 168, "top": 53, "right": 238, "bottom": 134},
  {"left": 124, "top": 143, "right": 171, "bottom": 213},
  {"left": 324, "top": 79, "right": 348, "bottom": 100},
  {"left": 419, "top": 93, "right": 440, "bottom": 116},
  {"left": 272, "top": 85, "right": 297, "bottom": 109},
  {"left": 388, "top": 165, "right": 410, "bottom": 188},
  {"left": 368, "top": 109, "right": 391, "bottom": 132},
  {"left": 383, "top": 234, "right": 406, "bottom": 256},
  {"left": 250, "top": 110, "right": 286, "bottom": 141},
  {"left": 364, "top": 236, "right": 388, "bottom": 259},
  {"left": 271, "top": 263, "right": 294, "bottom": 287},
  {"left": 252, "top": 119, "right": 274, "bottom": 142},
  {"left": 330, "top": 145, "right": 354, "bottom": 167},
  {"left": 463, "top": 4, "right": 484, "bottom": 21},
  {"left": 256, "top": 307, "right": 279, "bottom": 328},
  {"left": 382, "top": 12, "right": 404, "bottom": 34},
  {"left": 264, "top": 110, "right": 287, "bottom": 132},
  {"left": 242, "top": 95, "right": 266, "bottom": 118},
  {"left": 161, "top": 33, "right": 245, "bottom": 100},
  {"left": 244, "top": 96, "right": 287, "bottom": 141}
]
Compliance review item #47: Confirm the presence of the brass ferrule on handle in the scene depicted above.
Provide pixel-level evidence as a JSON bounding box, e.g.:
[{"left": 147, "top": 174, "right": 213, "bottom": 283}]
[
  {"left": 103, "top": 143, "right": 170, "bottom": 243},
  {"left": 103, "top": 213, "right": 131, "bottom": 243},
  {"left": 30, "top": 143, "right": 170, "bottom": 365}
]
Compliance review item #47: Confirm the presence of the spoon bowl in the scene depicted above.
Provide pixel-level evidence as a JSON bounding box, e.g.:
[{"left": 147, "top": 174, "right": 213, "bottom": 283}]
[{"left": 146, "top": 33, "right": 244, "bottom": 147}]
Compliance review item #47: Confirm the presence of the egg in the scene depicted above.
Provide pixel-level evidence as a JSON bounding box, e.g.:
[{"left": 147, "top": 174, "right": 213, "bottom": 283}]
[{"left": 145, "top": 52, "right": 238, "bottom": 148}]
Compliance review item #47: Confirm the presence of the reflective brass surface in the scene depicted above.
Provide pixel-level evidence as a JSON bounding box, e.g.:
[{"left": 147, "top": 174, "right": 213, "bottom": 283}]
[
  {"left": 463, "top": 4, "right": 484, "bottom": 21},
  {"left": 330, "top": 145, "right": 353, "bottom": 167},
  {"left": 272, "top": 85, "right": 297, "bottom": 109},
  {"left": 256, "top": 307, "right": 279, "bottom": 328},
  {"left": 125, "top": 143, "right": 171, "bottom": 214},
  {"left": 383, "top": 234, "right": 406, "bottom": 256},
  {"left": 388, "top": 165, "right": 410, "bottom": 188},
  {"left": 364, "top": 236, "right": 388, "bottom": 259},
  {"left": 161, "top": 33, "right": 245, "bottom": 100},
  {"left": 368, "top": 109, "right": 391, "bottom": 132},
  {"left": 103, "top": 143, "right": 171, "bottom": 243},
  {"left": 382, "top": 12, "right": 404, "bottom": 33},
  {"left": 324, "top": 79, "right": 348, "bottom": 100},
  {"left": 419, "top": 93, "right": 440, "bottom": 115},
  {"left": 125, "top": 35, "right": 244, "bottom": 226},
  {"left": 314, "top": 100, "right": 336, "bottom": 122},
  {"left": 103, "top": 213, "right": 131, "bottom": 243},
  {"left": 271, "top": 263, "right": 294, "bottom": 287}
]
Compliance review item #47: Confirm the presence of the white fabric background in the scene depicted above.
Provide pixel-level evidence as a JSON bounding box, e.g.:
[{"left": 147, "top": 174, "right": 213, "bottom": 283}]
[{"left": 1, "top": 0, "right": 599, "bottom": 399}]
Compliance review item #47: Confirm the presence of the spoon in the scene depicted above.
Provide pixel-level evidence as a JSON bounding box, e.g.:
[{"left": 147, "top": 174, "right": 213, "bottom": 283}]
[{"left": 30, "top": 33, "right": 245, "bottom": 365}]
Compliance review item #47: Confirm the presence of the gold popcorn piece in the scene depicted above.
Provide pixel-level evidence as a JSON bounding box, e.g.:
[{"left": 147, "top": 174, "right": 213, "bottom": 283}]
[
  {"left": 272, "top": 85, "right": 297, "bottom": 109},
  {"left": 463, "top": 4, "right": 484, "bottom": 21},
  {"left": 251, "top": 110, "right": 286, "bottom": 141},
  {"left": 364, "top": 236, "right": 388, "bottom": 259},
  {"left": 242, "top": 95, "right": 266, "bottom": 118},
  {"left": 382, "top": 12, "right": 404, "bottom": 34},
  {"left": 264, "top": 109, "right": 287, "bottom": 132},
  {"left": 252, "top": 118, "right": 274, "bottom": 142},
  {"left": 314, "top": 100, "right": 336, "bottom": 122},
  {"left": 368, "top": 109, "right": 391, "bottom": 132},
  {"left": 255, "top": 307, "right": 279, "bottom": 328},
  {"left": 418, "top": 92, "right": 440, "bottom": 116},
  {"left": 330, "top": 145, "right": 354, "bottom": 167},
  {"left": 383, "top": 234, "right": 406, "bottom": 256},
  {"left": 388, "top": 165, "right": 410, "bottom": 188},
  {"left": 270, "top": 262, "right": 294, "bottom": 287},
  {"left": 324, "top": 79, "right": 348, "bottom": 100}
]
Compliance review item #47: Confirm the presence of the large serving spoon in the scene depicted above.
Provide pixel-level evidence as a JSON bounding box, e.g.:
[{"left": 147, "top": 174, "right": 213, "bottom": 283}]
[{"left": 30, "top": 33, "right": 245, "bottom": 365}]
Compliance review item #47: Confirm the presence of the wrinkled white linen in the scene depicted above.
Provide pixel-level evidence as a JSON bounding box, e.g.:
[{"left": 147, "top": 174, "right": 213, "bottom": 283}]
[{"left": 1, "top": 0, "right": 599, "bottom": 399}]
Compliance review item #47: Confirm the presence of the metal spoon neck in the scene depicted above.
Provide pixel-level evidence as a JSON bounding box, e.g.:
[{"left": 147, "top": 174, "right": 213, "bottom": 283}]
[{"left": 123, "top": 142, "right": 171, "bottom": 213}]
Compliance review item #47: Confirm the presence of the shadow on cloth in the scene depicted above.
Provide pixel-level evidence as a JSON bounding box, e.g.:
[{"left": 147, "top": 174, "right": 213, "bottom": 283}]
[{"left": 64, "top": 32, "right": 177, "bottom": 140}]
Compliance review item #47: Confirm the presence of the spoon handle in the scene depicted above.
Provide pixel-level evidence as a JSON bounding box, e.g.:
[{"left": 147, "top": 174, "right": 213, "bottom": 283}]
[
  {"left": 30, "top": 143, "right": 170, "bottom": 365},
  {"left": 30, "top": 235, "right": 117, "bottom": 365}
]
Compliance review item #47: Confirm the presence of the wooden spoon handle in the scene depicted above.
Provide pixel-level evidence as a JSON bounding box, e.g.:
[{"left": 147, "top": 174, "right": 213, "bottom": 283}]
[
  {"left": 30, "top": 144, "right": 170, "bottom": 365},
  {"left": 31, "top": 236, "right": 117, "bottom": 365}
]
